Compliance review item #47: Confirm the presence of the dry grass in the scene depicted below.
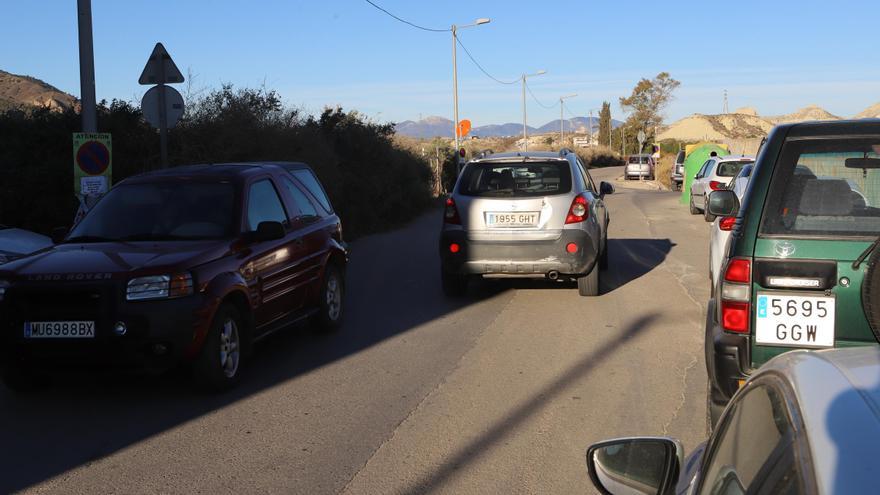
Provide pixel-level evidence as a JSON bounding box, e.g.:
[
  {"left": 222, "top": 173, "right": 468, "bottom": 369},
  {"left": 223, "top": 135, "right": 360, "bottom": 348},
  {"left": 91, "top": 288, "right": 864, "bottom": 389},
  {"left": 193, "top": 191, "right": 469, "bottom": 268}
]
[{"left": 655, "top": 154, "right": 674, "bottom": 189}]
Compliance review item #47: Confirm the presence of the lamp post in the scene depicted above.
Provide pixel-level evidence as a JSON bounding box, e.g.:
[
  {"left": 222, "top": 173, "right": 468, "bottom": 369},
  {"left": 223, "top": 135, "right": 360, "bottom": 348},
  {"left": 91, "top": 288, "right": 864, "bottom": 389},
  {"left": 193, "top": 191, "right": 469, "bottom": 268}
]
[
  {"left": 559, "top": 93, "right": 577, "bottom": 145},
  {"left": 451, "top": 18, "right": 490, "bottom": 163},
  {"left": 521, "top": 70, "right": 546, "bottom": 151}
]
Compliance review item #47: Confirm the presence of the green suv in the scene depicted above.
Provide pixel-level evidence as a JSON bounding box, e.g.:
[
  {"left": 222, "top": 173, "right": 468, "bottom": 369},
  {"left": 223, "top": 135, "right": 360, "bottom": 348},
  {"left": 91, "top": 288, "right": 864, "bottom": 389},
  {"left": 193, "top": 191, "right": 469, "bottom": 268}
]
[{"left": 705, "top": 120, "right": 880, "bottom": 425}]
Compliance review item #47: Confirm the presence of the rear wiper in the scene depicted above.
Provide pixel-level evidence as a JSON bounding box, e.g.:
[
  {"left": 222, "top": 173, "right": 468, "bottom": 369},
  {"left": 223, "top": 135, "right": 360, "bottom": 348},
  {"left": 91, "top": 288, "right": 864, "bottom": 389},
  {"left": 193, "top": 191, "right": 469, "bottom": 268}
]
[
  {"left": 63, "top": 235, "right": 119, "bottom": 243},
  {"left": 853, "top": 236, "right": 880, "bottom": 269}
]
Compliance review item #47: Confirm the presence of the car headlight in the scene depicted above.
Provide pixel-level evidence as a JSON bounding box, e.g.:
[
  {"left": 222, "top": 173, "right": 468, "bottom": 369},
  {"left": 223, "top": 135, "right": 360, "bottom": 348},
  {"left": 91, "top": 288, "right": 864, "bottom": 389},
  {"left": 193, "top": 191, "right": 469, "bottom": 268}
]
[{"left": 126, "top": 273, "right": 193, "bottom": 301}]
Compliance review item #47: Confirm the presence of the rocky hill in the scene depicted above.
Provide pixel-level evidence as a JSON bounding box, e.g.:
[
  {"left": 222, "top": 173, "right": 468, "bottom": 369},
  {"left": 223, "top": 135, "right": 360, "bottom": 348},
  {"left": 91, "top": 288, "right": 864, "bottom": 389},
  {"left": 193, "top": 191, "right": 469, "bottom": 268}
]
[
  {"left": 0, "top": 70, "right": 76, "bottom": 112},
  {"left": 658, "top": 105, "right": 846, "bottom": 142},
  {"left": 854, "top": 102, "right": 880, "bottom": 119}
]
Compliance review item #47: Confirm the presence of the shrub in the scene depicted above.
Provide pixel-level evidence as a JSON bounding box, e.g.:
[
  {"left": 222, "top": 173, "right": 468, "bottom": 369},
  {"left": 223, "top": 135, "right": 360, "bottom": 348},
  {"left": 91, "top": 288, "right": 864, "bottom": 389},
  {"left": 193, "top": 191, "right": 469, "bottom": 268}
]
[{"left": 0, "top": 86, "right": 434, "bottom": 239}]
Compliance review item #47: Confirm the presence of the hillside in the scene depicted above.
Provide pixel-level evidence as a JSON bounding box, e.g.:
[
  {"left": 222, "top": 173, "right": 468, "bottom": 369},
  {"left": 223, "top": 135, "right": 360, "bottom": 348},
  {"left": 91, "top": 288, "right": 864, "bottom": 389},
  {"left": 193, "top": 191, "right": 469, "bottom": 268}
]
[
  {"left": 0, "top": 69, "right": 76, "bottom": 112},
  {"left": 659, "top": 105, "right": 845, "bottom": 142},
  {"left": 854, "top": 102, "right": 880, "bottom": 119}
]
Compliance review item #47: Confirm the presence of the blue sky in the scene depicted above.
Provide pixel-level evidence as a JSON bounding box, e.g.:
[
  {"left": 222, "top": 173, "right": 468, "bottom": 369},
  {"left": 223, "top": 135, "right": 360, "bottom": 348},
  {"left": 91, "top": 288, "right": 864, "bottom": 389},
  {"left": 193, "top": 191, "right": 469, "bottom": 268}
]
[{"left": 3, "top": 1, "right": 880, "bottom": 128}]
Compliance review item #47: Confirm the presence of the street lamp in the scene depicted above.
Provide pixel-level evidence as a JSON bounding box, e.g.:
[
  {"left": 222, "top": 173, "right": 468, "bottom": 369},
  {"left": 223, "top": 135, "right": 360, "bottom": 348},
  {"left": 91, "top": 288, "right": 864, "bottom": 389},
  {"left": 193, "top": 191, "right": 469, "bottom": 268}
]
[
  {"left": 452, "top": 18, "right": 490, "bottom": 165},
  {"left": 559, "top": 93, "right": 577, "bottom": 145},
  {"left": 521, "top": 69, "right": 546, "bottom": 151}
]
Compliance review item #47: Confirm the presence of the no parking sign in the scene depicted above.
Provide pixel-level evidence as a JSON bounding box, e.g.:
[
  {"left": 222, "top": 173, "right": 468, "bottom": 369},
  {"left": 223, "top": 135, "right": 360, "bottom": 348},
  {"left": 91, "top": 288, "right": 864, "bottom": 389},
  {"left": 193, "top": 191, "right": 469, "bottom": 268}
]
[{"left": 72, "top": 132, "right": 112, "bottom": 196}]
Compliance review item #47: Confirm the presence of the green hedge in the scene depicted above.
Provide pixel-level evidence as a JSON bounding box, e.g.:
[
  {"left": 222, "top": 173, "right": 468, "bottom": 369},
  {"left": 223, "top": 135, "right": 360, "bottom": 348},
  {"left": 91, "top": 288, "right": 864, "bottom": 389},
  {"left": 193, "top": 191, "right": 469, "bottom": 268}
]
[{"left": 0, "top": 86, "right": 434, "bottom": 239}]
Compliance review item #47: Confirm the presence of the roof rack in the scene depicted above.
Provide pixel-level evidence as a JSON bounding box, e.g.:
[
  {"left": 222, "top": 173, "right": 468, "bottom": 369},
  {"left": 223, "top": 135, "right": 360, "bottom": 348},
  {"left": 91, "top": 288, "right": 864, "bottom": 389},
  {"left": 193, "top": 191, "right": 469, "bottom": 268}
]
[
  {"left": 559, "top": 148, "right": 573, "bottom": 156},
  {"left": 477, "top": 149, "right": 494, "bottom": 159}
]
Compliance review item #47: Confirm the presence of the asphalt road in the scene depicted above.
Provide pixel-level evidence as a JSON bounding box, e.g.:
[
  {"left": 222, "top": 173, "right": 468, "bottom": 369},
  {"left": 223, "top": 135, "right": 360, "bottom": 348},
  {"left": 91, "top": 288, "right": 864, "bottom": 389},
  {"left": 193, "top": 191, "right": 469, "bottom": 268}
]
[{"left": 0, "top": 166, "right": 712, "bottom": 494}]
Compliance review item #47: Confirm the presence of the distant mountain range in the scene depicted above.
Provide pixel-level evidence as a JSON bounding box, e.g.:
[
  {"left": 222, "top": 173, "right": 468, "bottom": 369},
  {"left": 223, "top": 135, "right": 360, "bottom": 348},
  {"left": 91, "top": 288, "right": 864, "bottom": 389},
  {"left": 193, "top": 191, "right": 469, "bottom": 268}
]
[{"left": 395, "top": 115, "right": 624, "bottom": 139}]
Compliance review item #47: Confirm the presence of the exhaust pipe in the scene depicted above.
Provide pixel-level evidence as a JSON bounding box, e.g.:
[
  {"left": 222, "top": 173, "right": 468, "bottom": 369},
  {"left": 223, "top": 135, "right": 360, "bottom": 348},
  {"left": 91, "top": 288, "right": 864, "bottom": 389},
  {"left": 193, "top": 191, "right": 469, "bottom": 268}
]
[{"left": 547, "top": 271, "right": 559, "bottom": 281}]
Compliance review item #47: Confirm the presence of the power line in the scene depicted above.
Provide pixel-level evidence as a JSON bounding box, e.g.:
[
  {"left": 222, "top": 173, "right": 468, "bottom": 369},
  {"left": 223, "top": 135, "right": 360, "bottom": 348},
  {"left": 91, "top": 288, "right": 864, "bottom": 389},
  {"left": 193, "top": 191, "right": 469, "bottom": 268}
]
[
  {"left": 362, "top": 0, "right": 450, "bottom": 32},
  {"left": 525, "top": 81, "right": 557, "bottom": 109},
  {"left": 455, "top": 36, "right": 519, "bottom": 85}
]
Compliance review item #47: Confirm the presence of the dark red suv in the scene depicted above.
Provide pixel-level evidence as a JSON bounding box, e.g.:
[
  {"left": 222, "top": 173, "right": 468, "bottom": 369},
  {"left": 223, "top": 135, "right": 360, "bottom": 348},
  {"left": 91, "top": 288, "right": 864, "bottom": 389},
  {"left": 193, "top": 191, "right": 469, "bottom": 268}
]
[{"left": 0, "top": 162, "right": 347, "bottom": 391}]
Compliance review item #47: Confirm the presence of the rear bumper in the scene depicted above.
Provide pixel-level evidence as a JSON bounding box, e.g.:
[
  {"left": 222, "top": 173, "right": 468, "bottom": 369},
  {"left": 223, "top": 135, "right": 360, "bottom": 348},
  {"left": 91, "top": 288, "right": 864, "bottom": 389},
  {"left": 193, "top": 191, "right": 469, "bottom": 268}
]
[
  {"left": 439, "top": 229, "right": 598, "bottom": 277},
  {"left": 671, "top": 173, "right": 683, "bottom": 183},
  {"left": 626, "top": 169, "right": 652, "bottom": 177},
  {"left": 705, "top": 299, "right": 751, "bottom": 406}
]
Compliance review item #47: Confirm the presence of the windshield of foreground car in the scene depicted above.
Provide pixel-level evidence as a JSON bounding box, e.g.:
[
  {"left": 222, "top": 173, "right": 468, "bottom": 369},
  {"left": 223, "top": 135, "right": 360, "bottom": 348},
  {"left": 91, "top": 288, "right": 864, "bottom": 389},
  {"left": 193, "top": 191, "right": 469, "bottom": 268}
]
[
  {"left": 761, "top": 138, "right": 880, "bottom": 237},
  {"left": 459, "top": 161, "right": 572, "bottom": 197},
  {"left": 68, "top": 181, "right": 237, "bottom": 242}
]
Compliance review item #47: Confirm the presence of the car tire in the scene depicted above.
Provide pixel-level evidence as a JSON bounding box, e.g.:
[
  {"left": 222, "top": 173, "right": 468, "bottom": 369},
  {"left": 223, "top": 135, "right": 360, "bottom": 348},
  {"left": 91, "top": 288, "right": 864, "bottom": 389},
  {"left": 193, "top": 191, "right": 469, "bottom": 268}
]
[
  {"left": 689, "top": 194, "right": 700, "bottom": 215},
  {"left": 704, "top": 199, "right": 716, "bottom": 222},
  {"left": 441, "top": 271, "right": 468, "bottom": 297},
  {"left": 194, "top": 304, "right": 245, "bottom": 392},
  {"left": 577, "top": 264, "right": 600, "bottom": 296},
  {"left": 314, "top": 263, "right": 344, "bottom": 332},
  {"left": 599, "top": 235, "right": 609, "bottom": 270}
]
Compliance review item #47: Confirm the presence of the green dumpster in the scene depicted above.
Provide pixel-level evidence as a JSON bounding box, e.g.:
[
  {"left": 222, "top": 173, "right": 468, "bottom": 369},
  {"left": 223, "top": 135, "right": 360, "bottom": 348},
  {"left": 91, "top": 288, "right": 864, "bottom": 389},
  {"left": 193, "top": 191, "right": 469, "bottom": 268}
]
[{"left": 680, "top": 144, "right": 728, "bottom": 205}]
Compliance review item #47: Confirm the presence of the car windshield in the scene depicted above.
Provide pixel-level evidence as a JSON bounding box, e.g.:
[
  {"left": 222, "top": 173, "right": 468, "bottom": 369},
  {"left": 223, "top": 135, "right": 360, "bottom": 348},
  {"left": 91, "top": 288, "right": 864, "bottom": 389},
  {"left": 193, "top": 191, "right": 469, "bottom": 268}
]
[
  {"left": 69, "top": 181, "right": 236, "bottom": 241},
  {"left": 717, "top": 160, "right": 753, "bottom": 177},
  {"left": 761, "top": 138, "right": 880, "bottom": 237},
  {"left": 459, "top": 161, "right": 572, "bottom": 197}
]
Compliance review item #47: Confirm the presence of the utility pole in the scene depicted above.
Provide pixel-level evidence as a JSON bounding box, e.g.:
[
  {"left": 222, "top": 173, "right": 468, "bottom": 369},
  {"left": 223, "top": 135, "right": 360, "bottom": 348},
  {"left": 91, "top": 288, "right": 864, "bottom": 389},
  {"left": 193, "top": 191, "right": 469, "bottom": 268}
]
[
  {"left": 520, "top": 70, "right": 546, "bottom": 151},
  {"left": 76, "top": 0, "right": 97, "bottom": 132},
  {"left": 589, "top": 109, "right": 593, "bottom": 147},
  {"left": 451, "top": 18, "right": 490, "bottom": 169},
  {"left": 559, "top": 93, "right": 577, "bottom": 146}
]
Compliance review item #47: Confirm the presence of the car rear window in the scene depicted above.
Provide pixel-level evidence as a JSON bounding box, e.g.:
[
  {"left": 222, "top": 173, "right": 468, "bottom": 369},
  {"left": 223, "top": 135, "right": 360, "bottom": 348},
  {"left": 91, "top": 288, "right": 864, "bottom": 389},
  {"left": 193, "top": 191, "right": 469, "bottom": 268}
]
[
  {"left": 676, "top": 151, "right": 685, "bottom": 164},
  {"left": 459, "top": 161, "right": 572, "bottom": 197},
  {"left": 760, "top": 138, "right": 880, "bottom": 237},
  {"left": 717, "top": 160, "right": 753, "bottom": 177},
  {"left": 628, "top": 156, "right": 649, "bottom": 164}
]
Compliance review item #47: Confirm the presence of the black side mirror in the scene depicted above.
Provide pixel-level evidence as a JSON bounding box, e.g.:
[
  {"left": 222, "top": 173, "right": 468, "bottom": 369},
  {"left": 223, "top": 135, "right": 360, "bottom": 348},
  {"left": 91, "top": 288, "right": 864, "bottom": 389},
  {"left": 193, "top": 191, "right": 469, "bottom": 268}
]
[
  {"left": 50, "top": 226, "right": 69, "bottom": 244},
  {"left": 707, "top": 190, "right": 740, "bottom": 218},
  {"left": 600, "top": 181, "right": 615, "bottom": 197},
  {"left": 253, "top": 221, "right": 285, "bottom": 242},
  {"left": 586, "top": 437, "right": 683, "bottom": 495}
]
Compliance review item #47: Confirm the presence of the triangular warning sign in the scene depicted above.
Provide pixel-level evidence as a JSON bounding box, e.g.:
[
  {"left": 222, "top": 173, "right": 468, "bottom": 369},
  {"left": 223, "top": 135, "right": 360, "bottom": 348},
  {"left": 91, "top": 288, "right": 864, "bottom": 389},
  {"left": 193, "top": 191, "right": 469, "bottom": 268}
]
[{"left": 138, "top": 43, "right": 185, "bottom": 85}]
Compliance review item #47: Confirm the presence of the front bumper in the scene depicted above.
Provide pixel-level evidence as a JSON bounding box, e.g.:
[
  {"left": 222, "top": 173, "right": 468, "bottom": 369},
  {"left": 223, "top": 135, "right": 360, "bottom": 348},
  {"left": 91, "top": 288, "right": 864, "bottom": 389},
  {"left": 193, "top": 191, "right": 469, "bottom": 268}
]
[
  {"left": 705, "top": 299, "right": 751, "bottom": 405},
  {"left": 0, "top": 283, "right": 210, "bottom": 372},
  {"left": 439, "top": 229, "right": 598, "bottom": 277}
]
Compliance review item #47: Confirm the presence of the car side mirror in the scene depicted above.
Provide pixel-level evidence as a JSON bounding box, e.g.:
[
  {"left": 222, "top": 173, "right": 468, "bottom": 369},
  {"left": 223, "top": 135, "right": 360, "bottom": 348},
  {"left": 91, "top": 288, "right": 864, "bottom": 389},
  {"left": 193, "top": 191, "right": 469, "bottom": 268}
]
[
  {"left": 50, "top": 226, "right": 69, "bottom": 244},
  {"left": 600, "top": 181, "right": 615, "bottom": 197},
  {"left": 253, "top": 221, "right": 285, "bottom": 242},
  {"left": 586, "top": 437, "right": 683, "bottom": 495},
  {"left": 707, "top": 190, "right": 740, "bottom": 218}
]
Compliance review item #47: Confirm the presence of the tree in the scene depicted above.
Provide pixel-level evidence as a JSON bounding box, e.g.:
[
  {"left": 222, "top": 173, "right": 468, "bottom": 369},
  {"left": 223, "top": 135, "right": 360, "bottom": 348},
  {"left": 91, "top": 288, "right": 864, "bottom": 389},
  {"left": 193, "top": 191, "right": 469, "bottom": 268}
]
[
  {"left": 598, "top": 101, "right": 611, "bottom": 148},
  {"left": 619, "top": 72, "right": 680, "bottom": 150}
]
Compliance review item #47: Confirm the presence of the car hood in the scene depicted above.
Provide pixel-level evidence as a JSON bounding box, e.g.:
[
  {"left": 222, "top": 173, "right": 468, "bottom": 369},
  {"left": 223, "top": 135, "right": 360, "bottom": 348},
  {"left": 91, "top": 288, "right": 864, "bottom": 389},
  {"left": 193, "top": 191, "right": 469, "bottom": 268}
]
[
  {"left": 0, "top": 228, "right": 53, "bottom": 257},
  {"left": 0, "top": 240, "right": 233, "bottom": 280}
]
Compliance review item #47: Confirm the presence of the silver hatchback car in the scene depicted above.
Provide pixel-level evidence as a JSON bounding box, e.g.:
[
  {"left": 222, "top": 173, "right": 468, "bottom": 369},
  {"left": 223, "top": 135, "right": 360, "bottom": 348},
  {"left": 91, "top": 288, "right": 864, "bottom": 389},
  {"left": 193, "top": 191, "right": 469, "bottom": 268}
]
[{"left": 439, "top": 150, "right": 613, "bottom": 297}]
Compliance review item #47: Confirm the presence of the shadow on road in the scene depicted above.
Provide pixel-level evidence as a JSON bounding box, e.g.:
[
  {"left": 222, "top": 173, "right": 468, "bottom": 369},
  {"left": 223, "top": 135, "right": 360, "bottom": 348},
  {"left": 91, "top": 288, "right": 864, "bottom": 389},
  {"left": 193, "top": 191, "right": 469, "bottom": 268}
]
[
  {"left": 0, "top": 210, "right": 510, "bottom": 493},
  {"left": 602, "top": 238, "right": 674, "bottom": 294},
  {"left": 401, "top": 313, "right": 660, "bottom": 494}
]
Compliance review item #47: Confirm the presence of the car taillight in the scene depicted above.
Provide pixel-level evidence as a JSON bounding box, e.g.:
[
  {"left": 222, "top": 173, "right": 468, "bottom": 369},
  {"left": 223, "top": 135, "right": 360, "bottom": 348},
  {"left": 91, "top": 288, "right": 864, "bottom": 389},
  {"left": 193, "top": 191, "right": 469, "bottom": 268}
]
[
  {"left": 444, "top": 197, "right": 461, "bottom": 225},
  {"left": 719, "top": 217, "right": 736, "bottom": 231},
  {"left": 565, "top": 195, "right": 589, "bottom": 224},
  {"left": 709, "top": 180, "right": 725, "bottom": 191},
  {"left": 720, "top": 257, "right": 751, "bottom": 333}
]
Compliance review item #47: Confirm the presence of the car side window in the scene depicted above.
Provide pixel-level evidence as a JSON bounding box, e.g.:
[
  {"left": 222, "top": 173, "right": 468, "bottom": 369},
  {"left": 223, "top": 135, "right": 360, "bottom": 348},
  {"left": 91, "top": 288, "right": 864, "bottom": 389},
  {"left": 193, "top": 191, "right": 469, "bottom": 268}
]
[
  {"left": 698, "top": 383, "right": 806, "bottom": 495},
  {"left": 292, "top": 170, "right": 333, "bottom": 213},
  {"left": 575, "top": 158, "right": 593, "bottom": 191},
  {"left": 697, "top": 161, "right": 712, "bottom": 178},
  {"left": 282, "top": 176, "right": 319, "bottom": 220},
  {"left": 246, "top": 179, "right": 288, "bottom": 231}
]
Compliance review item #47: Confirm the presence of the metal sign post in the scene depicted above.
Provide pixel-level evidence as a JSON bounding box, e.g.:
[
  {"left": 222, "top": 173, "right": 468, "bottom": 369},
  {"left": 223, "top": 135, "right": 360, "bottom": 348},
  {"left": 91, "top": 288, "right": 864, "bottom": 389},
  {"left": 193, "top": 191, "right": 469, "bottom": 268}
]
[
  {"left": 139, "top": 43, "right": 184, "bottom": 169},
  {"left": 637, "top": 130, "right": 646, "bottom": 181}
]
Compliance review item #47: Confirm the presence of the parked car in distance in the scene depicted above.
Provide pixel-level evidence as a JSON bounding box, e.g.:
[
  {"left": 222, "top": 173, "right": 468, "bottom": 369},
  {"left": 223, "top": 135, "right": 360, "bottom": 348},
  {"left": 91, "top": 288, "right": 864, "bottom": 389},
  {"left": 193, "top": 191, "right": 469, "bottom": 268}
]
[
  {"left": 439, "top": 149, "right": 613, "bottom": 297},
  {"left": 586, "top": 347, "right": 880, "bottom": 495},
  {"left": 670, "top": 150, "right": 685, "bottom": 190},
  {"left": 689, "top": 155, "right": 754, "bottom": 220},
  {"left": 624, "top": 154, "right": 655, "bottom": 180},
  {"left": 705, "top": 120, "right": 880, "bottom": 426},
  {"left": 0, "top": 162, "right": 347, "bottom": 392},
  {"left": 0, "top": 226, "right": 52, "bottom": 265},
  {"left": 707, "top": 163, "right": 753, "bottom": 291}
]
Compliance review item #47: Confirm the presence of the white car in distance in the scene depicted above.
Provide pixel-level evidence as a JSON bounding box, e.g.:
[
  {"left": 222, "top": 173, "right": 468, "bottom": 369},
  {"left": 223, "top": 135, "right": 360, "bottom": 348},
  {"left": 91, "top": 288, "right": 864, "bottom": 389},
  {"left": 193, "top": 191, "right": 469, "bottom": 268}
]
[{"left": 689, "top": 155, "right": 754, "bottom": 220}]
